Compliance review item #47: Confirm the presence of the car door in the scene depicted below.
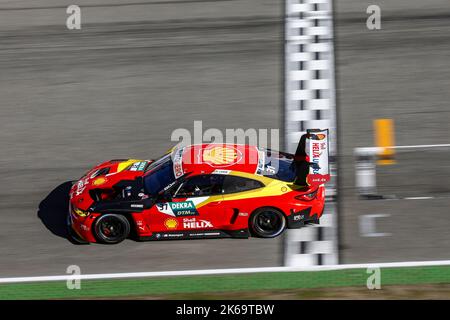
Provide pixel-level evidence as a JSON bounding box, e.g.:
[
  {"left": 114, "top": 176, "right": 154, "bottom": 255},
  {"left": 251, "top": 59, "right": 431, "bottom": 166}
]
[
  {"left": 220, "top": 175, "right": 266, "bottom": 227},
  {"left": 149, "top": 174, "right": 226, "bottom": 233}
]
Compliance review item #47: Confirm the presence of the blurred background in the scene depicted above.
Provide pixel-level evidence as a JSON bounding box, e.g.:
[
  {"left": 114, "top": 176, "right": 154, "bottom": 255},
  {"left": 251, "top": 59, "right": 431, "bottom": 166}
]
[{"left": 0, "top": 0, "right": 449, "bottom": 280}]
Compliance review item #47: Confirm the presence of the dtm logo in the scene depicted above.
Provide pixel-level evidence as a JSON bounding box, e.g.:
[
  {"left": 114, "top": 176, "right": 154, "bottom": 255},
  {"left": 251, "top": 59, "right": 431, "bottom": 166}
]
[
  {"left": 183, "top": 218, "right": 213, "bottom": 229},
  {"left": 156, "top": 201, "right": 199, "bottom": 217}
]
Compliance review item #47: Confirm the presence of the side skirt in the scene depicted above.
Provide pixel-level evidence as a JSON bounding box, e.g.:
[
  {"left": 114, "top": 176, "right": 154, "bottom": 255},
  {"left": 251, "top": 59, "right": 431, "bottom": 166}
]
[{"left": 137, "top": 229, "right": 250, "bottom": 241}]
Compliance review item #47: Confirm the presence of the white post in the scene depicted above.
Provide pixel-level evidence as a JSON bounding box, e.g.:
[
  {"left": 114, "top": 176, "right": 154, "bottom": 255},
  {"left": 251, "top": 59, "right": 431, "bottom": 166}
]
[{"left": 354, "top": 147, "right": 379, "bottom": 198}]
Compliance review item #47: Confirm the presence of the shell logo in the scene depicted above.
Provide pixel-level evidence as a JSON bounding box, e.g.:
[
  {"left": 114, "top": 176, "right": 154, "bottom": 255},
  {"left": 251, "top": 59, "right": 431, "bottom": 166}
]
[
  {"left": 164, "top": 218, "right": 178, "bottom": 230},
  {"left": 92, "top": 177, "right": 107, "bottom": 186},
  {"left": 202, "top": 146, "right": 242, "bottom": 167},
  {"left": 315, "top": 134, "right": 326, "bottom": 140}
]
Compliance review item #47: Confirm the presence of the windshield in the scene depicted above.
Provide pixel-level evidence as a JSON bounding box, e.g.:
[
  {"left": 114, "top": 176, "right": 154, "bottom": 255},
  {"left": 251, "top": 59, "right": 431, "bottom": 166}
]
[
  {"left": 143, "top": 155, "right": 176, "bottom": 196},
  {"left": 144, "top": 153, "right": 171, "bottom": 172},
  {"left": 261, "top": 149, "right": 298, "bottom": 182}
]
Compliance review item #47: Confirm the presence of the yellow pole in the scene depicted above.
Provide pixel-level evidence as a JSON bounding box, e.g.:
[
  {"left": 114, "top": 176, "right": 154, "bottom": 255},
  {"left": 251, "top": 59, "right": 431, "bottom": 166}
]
[{"left": 374, "top": 119, "right": 396, "bottom": 165}]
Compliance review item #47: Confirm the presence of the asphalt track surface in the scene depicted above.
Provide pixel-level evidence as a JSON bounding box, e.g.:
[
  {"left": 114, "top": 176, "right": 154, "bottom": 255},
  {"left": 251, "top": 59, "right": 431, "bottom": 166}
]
[
  {"left": 335, "top": 1, "right": 450, "bottom": 263},
  {"left": 0, "top": 0, "right": 449, "bottom": 277}
]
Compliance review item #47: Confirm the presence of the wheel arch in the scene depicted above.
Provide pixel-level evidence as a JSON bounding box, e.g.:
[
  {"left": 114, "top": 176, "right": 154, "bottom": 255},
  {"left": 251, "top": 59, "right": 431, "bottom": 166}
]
[{"left": 249, "top": 205, "right": 288, "bottom": 219}]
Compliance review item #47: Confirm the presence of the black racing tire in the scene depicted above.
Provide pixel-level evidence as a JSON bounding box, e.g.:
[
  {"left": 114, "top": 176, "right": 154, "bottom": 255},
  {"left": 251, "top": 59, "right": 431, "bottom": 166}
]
[
  {"left": 249, "top": 207, "right": 286, "bottom": 238},
  {"left": 94, "top": 214, "right": 130, "bottom": 244}
]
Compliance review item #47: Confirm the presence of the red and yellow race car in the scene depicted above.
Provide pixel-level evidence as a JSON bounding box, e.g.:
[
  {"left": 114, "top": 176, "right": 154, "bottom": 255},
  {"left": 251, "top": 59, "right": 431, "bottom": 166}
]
[{"left": 68, "top": 129, "right": 330, "bottom": 244}]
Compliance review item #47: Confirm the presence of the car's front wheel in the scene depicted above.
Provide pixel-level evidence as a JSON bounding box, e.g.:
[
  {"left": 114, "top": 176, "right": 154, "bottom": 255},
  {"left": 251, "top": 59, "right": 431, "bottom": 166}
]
[
  {"left": 94, "top": 214, "right": 130, "bottom": 244},
  {"left": 249, "top": 208, "right": 286, "bottom": 238}
]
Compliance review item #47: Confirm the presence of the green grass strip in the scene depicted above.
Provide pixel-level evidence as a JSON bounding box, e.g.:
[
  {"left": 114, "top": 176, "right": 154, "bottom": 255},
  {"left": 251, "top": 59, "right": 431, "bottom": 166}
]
[{"left": 1, "top": 265, "right": 450, "bottom": 300}]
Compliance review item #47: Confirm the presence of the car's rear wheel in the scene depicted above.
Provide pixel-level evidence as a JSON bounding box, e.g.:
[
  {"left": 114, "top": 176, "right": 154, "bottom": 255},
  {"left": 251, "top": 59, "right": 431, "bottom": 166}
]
[
  {"left": 249, "top": 208, "right": 286, "bottom": 238},
  {"left": 94, "top": 214, "right": 130, "bottom": 244}
]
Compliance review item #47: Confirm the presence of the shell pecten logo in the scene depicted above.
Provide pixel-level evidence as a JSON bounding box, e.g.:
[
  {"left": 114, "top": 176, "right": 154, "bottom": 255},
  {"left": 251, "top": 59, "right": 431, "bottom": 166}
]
[
  {"left": 203, "top": 145, "right": 242, "bottom": 167},
  {"left": 164, "top": 218, "right": 178, "bottom": 230},
  {"left": 92, "top": 177, "right": 107, "bottom": 186},
  {"left": 315, "top": 134, "right": 326, "bottom": 140}
]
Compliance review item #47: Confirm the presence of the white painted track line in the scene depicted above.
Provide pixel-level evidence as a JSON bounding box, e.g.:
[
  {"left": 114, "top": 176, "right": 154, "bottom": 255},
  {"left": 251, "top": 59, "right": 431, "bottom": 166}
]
[
  {"left": 404, "top": 197, "right": 434, "bottom": 200},
  {"left": 1, "top": 260, "right": 450, "bottom": 284}
]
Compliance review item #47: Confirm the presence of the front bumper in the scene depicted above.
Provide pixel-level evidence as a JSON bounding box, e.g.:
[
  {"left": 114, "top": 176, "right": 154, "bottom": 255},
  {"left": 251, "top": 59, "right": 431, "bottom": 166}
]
[
  {"left": 66, "top": 211, "right": 89, "bottom": 244},
  {"left": 67, "top": 202, "right": 97, "bottom": 243}
]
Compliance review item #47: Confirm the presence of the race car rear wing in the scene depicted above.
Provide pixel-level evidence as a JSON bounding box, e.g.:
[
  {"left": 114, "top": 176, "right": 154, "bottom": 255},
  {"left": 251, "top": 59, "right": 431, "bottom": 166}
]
[{"left": 295, "top": 129, "right": 330, "bottom": 187}]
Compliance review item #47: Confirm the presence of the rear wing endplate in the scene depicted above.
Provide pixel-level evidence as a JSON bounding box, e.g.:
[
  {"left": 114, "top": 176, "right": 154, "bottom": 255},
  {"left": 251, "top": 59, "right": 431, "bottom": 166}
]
[{"left": 296, "top": 129, "right": 330, "bottom": 187}]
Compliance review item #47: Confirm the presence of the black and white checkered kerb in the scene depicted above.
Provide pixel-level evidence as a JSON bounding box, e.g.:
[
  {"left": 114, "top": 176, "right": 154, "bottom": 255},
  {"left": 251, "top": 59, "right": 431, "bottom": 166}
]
[
  {"left": 284, "top": 203, "right": 338, "bottom": 266},
  {"left": 284, "top": 0, "right": 338, "bottom": 266},
  {"left": 284, "top": 0, "right": 337, "bottom": 156}
]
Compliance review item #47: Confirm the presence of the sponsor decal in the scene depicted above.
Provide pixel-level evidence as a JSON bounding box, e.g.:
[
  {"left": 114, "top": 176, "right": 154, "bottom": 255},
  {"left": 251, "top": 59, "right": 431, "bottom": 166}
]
[
  {"left": 173, "top": 148, "right": 184, "bottom": 178},
  {"left": 183, "top": 218, "right": 213, "bottom": 229},
  {"left": 72, "top": 207, "right": 89, "bottom": 217},
  {"left": 156, "top": 201, "right": 199, "bottom": 217},
  {"left": 138, "top": 161, "right": 147, "bottom": 171},
  {"left": 307, "top": 129, "right": 330, "bottom": 186},
  {"left": 129, "top": 161, "right": 148, "bottom": 172},
  {"left": 264, "top": 165, "right": 276, "bottom": 174},
  {"left": 255, "top": 150, "right": 265, "bottom": 175},
  {"left": 316, "top": 133, "right": 326, "bottom": 140},
  {"left": 80, "top": 224, "right": 90, "bottom": 231},
  {"left": 212, "top": 169, "right": 231, "bottom": 175},
  {"left": 92, "top": 177, "right": 107, "bottom": 186},
  {"left": 311, "top": 142, "right": 322, "bottom": 174},
  {"left": 130, "top": 204, "right": 144, "bottom": 208},
  {"left": 201, "top": 145, "right": 243, "bottom": 167},
  {"left": 163, "top": 233, "right": 184, "bottom": 238},
  {"left": 174, "top": 162, "right": 183, "bottom": 178},
  {"left": 291, "top": 207, "right": 312, "bottom": 222},
  {"left": 238, "top": 212, "right": 249, "bottom": 217},
  {"left": 164, "top": 218, "right": 178, "bottom": 230},
  {"left": 151, "top": 231, "right": 226, "bottom": 240},
  {"left": 76, "top": 178, "right": 89, "bottom": 196},
  {"left": 189, "top": 232, "right": 221, "bottom": 237},
  {"left": 162, "top": 180, "right": 178, "bottom": 192}
]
